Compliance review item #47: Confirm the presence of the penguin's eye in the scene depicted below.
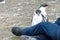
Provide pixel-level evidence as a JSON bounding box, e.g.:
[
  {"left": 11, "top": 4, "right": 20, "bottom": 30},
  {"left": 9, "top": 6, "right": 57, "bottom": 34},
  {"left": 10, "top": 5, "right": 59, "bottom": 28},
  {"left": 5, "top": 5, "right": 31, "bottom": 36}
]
[{"left": 36, "top": 10, "right": 41, "bottom": 14}]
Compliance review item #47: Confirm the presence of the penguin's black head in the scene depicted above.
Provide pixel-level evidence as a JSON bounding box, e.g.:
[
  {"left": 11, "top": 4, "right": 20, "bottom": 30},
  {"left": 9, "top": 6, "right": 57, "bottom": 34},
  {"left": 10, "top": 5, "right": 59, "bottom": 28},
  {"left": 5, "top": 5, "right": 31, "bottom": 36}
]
[
  {"left": 55, "top": 18, "right": 60, "bottom": 26},
  {"left": 40, "top": 3, "right": 48, "bottom": 7},
  {"left": 11, "top": 27, "right": 22, "bottom": 36}
]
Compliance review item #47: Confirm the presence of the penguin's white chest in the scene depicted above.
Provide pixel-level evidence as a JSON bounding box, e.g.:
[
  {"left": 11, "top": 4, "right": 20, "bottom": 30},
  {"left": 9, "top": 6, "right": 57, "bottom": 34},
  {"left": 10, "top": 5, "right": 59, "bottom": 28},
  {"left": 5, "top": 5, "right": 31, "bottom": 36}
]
[{"left": 32, "top": 14, "right": 43, "bottom": 26}]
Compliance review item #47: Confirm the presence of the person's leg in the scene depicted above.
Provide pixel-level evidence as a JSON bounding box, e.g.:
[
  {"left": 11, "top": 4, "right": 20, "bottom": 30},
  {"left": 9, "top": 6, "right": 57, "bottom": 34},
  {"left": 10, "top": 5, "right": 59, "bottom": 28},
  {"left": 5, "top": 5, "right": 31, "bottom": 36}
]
[
  {"left": 22, "top": 24, "right": 44, "bottom": 36},
  {"left": 12, "top": 22, "right": 48, "bottom": 37},
  {"left": 39, "top": 17, "right": 60, "bottom": 40},
  {"left": 38, "top": 17, "right": 60, "bottom": 40},
  {"left": 12, "top": 22, "right": 60, "bottom": 40},
  {"left": 38, "top": 22, "right": 60, "bottom": 40}
]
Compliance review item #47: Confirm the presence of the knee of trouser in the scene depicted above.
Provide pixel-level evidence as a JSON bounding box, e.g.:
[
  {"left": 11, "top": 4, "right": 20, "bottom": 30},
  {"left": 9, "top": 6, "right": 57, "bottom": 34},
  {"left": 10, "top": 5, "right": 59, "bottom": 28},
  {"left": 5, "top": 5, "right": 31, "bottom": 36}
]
[{"left": 54, "top": 18, "right": 60, "bottom": 26}]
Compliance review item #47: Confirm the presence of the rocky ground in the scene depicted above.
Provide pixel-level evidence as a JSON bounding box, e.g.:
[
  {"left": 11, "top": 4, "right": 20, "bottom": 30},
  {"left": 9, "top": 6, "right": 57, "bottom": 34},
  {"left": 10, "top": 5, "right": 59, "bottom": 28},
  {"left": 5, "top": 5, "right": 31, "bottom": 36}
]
[{"left": 0, "top": 0, "right": 60, "bottom": 40}]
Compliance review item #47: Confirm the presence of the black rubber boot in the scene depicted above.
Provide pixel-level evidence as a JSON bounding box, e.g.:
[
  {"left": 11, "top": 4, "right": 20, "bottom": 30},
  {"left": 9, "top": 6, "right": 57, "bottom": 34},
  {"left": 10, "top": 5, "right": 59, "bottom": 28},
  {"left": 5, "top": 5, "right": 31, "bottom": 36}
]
[{"left": 11, "top": 27, "right": 22, "bottom": 36}]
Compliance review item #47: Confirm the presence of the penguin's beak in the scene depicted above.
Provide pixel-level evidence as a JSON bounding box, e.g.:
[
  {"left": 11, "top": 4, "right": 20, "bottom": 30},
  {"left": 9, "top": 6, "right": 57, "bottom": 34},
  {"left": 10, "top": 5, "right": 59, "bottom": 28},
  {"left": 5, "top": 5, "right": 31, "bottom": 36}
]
[
  {"left": 47, "top": 5, "right": 51, "bottom": 11},
  {"left": 47, "top": 4, "right": 51, "bottom": 9},
  {"left": 46, "top": 5, "right": 51, "bottom": 11}
]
